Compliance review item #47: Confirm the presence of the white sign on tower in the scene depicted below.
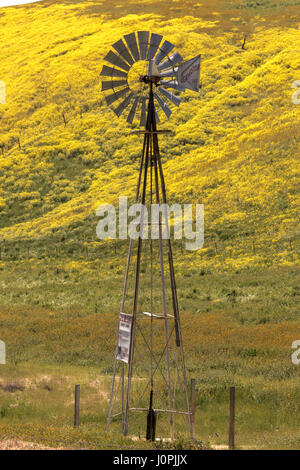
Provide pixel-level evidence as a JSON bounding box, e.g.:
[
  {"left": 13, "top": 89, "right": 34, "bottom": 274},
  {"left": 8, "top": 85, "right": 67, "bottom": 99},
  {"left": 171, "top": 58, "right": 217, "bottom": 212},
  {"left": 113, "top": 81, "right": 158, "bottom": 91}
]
[{"left": 116, "top": 313, "right": 132, "bottom": 363}]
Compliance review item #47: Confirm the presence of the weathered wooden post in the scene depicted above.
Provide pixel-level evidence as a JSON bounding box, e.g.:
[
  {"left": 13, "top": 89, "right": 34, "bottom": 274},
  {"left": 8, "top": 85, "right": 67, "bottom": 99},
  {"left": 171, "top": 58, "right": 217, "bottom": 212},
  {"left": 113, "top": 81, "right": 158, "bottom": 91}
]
[
  {"left": 190, "top": 378, "right": 196, "bottom": 441},
  {"left": 74, "top": 384, "right": 80, "bottom": 427},
  {"left": 0, "top": 340, "right": 5, "bottom": 365},
  {"left": 229, "top": 386, "right": 235, "bottom": 449}
]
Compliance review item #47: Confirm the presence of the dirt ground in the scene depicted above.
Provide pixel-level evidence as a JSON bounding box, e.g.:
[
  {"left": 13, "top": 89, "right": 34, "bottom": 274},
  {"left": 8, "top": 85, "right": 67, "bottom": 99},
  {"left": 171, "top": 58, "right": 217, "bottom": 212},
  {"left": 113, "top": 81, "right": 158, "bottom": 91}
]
[{"left": 0, "top": 439, "right": 60, "bottom": 450}]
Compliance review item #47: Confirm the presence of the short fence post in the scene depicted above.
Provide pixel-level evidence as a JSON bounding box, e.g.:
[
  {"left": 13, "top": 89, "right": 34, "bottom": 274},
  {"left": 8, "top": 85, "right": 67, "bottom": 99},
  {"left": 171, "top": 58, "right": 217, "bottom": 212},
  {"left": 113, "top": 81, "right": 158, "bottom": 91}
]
[
  {"left": 229, "top": 386, "right": 235, "bottom": 449},
  {"left": 74, "top": 384, "right": 80, "bottom": 427},
  {"left": 190, "top": 378, "right": 196, "bottom": 441}
]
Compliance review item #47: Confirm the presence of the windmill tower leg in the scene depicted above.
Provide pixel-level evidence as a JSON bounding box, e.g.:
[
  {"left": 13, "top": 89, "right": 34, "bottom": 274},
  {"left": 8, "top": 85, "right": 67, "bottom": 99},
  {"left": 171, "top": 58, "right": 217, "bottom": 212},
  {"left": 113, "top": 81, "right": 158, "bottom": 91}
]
[
  {"left": 123, "top": 92, "right": 157, "bottom": 435},
  {"left": 150, "top": 92, "right": 174, "bottom": 437},
  {"left": 106, "top": 127, "right": 147, "bottom": 433},
  {"left": 150, "top": 91, "right": 193, "bottom": 441}
]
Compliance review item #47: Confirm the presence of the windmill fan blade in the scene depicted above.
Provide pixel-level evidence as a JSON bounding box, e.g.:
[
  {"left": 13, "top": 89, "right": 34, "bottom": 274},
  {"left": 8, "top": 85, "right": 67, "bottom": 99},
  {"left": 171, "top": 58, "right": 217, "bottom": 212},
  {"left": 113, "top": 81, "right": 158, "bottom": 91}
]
[
  {"left": 148, "top": 60, "right": 160, "bottom": 76},
  {"left": 147, "top": 33, "right": 163, "bottom": 60},
  {"left": 100, "top": 65, "right": 128, "bottom": 79},
  {"left": 140, "top": 97, "right": 147, "bottom": 127},
  {"left": 157, "top": 51, "right": 183, "bottom": 71},
  {"left": 127, "top": 96, "right": 140, "bottom": 124},
  {"left": 104, "top": 50, "right": 130, "bottom": 72},
  {"left": 160, "top": 80, "right": 185, "bottom": 92},
  {"left": 155, "top": 108, "right": 160, "bottom": 123},
  {"left": 154, "top": 93, "right": 172, "bottom": 119},
  {"left": 114, "top": 92, "right": 134, "bottom": 117},
  {"left": 159, "top": 67, "right": 178, "bottom": 78},
  {"left": 105, "top": 87, "right": 130, "bottom": 106},
  {"left": 128, "top": 79, "right": 140, "bottom": 87},
  {"left": 138, "top": 31, "right": 149, "bottom": 60},
  {"left": 112, "top": 39, "right": 134, "bottom": 66},
  {"left": 101, "top": 79, "right": 128, "bottom": 91},
  {"left": 158, "top": 86, "right": 181, "bottom": 107},
  {"left": 154, "top": 40, "right": 175, "bottom": 65},
  {"left": 124, "top": 32, "right": 140, "bottom": 61}
]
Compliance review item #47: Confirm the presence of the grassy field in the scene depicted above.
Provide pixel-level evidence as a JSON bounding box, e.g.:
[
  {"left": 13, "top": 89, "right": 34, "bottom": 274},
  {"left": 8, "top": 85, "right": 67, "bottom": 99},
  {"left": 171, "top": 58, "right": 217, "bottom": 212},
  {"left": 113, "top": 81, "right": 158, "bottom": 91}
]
[
  {"left": 0, "top": 257, "right": 299, "bottom": 449},
  {"left": 0, "top": 0, "right": 299, "bottom": 450}
]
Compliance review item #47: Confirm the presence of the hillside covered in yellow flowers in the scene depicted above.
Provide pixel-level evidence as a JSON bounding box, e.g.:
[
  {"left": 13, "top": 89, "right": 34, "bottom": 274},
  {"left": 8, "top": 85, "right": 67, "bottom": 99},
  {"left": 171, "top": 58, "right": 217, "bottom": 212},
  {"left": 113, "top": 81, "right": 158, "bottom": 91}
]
[
  {"left": 0, "top": 0, "right": 300, "bottom": 450},
  {"left": 0, "top": 0, "right": 299, "bottom": 271}
]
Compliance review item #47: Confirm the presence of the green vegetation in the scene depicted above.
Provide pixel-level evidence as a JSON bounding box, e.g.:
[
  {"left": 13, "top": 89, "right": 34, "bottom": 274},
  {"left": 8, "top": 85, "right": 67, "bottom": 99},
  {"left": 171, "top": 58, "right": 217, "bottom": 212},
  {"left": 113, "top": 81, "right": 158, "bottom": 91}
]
[{"left": 0, "top": 263, "right": 299, "bottom": 449}]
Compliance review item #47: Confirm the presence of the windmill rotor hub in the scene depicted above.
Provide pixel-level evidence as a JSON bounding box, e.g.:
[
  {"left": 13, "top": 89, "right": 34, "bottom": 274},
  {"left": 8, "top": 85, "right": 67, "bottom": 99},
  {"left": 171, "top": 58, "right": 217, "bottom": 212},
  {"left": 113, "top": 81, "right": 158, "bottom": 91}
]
[{"left": 139, "top": 74, "right": 160, "bottom": 85}]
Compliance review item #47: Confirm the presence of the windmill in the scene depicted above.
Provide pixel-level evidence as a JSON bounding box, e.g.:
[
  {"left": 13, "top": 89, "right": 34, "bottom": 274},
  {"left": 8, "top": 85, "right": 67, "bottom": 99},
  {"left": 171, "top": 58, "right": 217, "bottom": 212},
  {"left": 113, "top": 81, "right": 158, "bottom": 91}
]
[{"left": 102, "top": 31, "right": 201, "bottom": 440}]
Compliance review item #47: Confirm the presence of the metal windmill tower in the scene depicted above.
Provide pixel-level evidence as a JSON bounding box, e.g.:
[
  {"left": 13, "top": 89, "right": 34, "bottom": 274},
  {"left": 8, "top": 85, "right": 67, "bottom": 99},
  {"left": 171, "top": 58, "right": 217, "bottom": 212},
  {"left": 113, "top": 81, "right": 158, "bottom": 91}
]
[{"left": 101, "top": 31, "right": 201, "bottom": 440}]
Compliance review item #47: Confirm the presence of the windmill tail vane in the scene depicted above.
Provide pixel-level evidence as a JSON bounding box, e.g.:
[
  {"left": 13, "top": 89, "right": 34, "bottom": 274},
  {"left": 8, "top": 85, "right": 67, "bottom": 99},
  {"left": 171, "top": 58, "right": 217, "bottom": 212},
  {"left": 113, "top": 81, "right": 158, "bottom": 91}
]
[{"left": 103, "top": 31, "right": 201, "bottom": 440}]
